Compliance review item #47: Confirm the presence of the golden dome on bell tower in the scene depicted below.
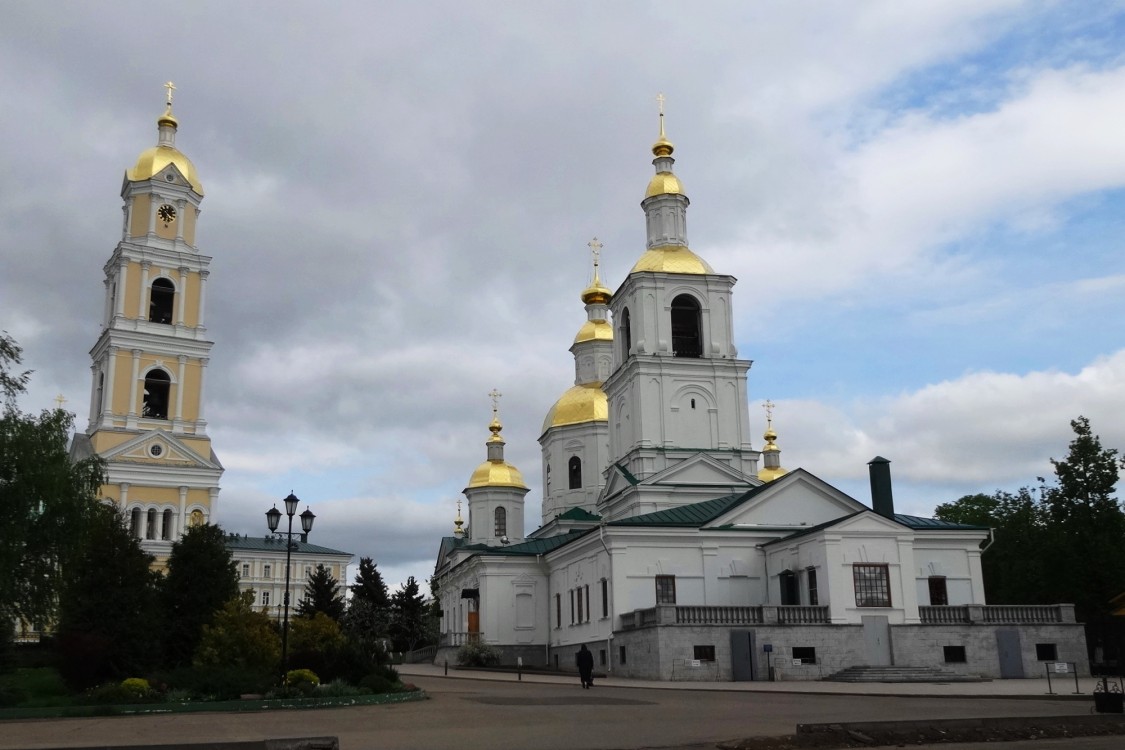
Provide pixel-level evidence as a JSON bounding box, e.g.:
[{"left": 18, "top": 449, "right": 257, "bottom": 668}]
[{"left": 126, "top": 81, "right": 203, "bottom": 194}]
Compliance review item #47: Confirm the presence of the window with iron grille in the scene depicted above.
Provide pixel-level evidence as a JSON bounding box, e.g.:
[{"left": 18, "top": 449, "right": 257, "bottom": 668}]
[
  {"left": 601, "top": 578, "right": 609, "bottom": 617},
  {"left": 555, "top": 593, "right": 561, "bottom": 629},
  {"left": 853, "top": 564, "right": 891, "bottom": 607},
  {"left": 576, "top": 587, "right": 583, "bottom": 623},
  {"left": 792, "top": 646, "right": 816, "bottom": 664},
  {"left": 655, "top": 575, "right": 676, "bottom": 604},
  {"left": 693, "top": 645, "right": 716, "bottom": 662},
  {"left": 807, "top": 567, "right": 818, "bottom": 606}
]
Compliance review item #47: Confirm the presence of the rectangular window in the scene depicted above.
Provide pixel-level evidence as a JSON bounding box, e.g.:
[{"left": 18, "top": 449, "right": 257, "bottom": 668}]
[
  {"left": 555, "top": 593, "right": 561, "bottom": 629},
  {"left": 792, "top": 646, "right": 816, "bottom": 664},
  {"left": 584, "top": 584, "right": 590, "bottom": 622},
  {"left": 853, "top": 564, "right": 891, "bottom": 607},
  {"left": 570, "top": 589, "right": 575, "bottom": 624},
  {"left": 944, "top": 645, "right": 967, "bottom": 663},
  {"left": 264, "top": 564, "right": 272, "bottom": 579},
  {"left": 807, "top": 567, "right": 818, "bottom": 606},
  {"left": 928, "top": 576, "right": 949, "bottom": 606},
  {"left": 779, "top": 570, "right": 799, "bottom": 605},
  {"left": 241, "top": 563, "right": 249, "bottom": 578},
  {"left": 601, "top": 578, "right": 609, "bottom": 617},
  {"left": 599, "top": 649, "right": 607, "bottom": 666},
  {"left": 619, "top": 645, "right": 627, "bottom": 665},
  {"left": 576, "top": 587, "right": 583, "bottom": 623},
  {"left": 262, "top": 591, "right": 270, "bottom": 606},
  {"left": 655, "top": 575, "right": 676, "bottom": 605},
  {"left": 1036, "top": 643, "right": 1058, "bottom": 661},
  {"left": 693, "top": 645, "right": 716, "bottom": 662}
]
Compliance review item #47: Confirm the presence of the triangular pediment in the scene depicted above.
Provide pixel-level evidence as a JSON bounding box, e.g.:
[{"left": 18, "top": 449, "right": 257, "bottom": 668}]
[
  {"left": 825, "top": 510, "right": 912, "bottom": 535},
  {"left": 100, "top": 429, "right": 219, "bottom": 470},
  {"left": 600, "top": 464, "right": 638, "bottom": 501},
  {"left": 710, "top": 468, "right": 869, "bottom": 529},
  {"left": 641, "top": 453, "right": 758, "bottom": 487}
]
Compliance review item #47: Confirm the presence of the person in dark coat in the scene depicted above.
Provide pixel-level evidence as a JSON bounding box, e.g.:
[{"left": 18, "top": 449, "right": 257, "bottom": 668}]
[{"left": 576, "top": 644, "right": 594, "bottom": 688}]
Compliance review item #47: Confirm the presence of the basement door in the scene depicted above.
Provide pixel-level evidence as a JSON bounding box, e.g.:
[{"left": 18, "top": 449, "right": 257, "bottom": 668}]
[
  {"left": 730, "top": 630, "right": 755, "bottom": 681},
  {"left": 996, "top": 629, "right": 1025, "bottom": 678},
  {"left": 862, "top": 615, "right": 892, "bottom": 666}
]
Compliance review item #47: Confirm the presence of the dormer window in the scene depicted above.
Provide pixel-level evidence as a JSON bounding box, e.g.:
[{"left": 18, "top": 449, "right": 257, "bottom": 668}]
[
  {"left": 149, "top": 278, "right": 175, "bottom": 324},
  {"left": 671, "top": 294, "right": 701, "bottom": 358}
]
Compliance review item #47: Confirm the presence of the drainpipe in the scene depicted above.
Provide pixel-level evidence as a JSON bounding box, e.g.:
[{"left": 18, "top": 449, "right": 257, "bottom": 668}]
[
  {"left": 539, "top": 553, "right": 550, "bottom": 667},
  {"left": 981, "top": 528, "right": 995, "bottom": 553},
  {"left": 599, "top": 522, "right": 613, "bottom": 674},
  {"left": 757, "top": 544, "right": 771, "bottom": 604}
]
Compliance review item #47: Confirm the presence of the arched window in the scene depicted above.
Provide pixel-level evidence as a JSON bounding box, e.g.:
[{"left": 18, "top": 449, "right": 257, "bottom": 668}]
[
  {"left": 146, "top": 508, "right": 157, "bottom": 540},
  {"left": 149, "top": 278, "right": 175, "bottom": 324},
  {"left": 142, "top": 370, "right": 171, "bottom": 419},
  {"left": 494, "top": 506, "right": 507, "bottom": 537},
  {"left": 130, "top": 507, "right": 142, "bottom": 537},
  {"left": 619, "top": 307, "right": 632, "bottom": 358},
  {"left": 96, "top": 372, "right": 105, "bottom": 414},
  {"left": 671, "top": 294, "right": 702, "bottom": 358},
  {"left": 162, "top": 509, "right": 174, "bottom": 540},
  {"left": 545, "top": 463, "right": 551, "bottom": 488},
  {"left": 568, "top": 456, "right": 582, "bottom": 489}
]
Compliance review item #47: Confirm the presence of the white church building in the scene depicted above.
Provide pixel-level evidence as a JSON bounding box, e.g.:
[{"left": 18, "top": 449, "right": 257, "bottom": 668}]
[{"left": 433, "top": 117, "right": 1087, "bottom": 681}]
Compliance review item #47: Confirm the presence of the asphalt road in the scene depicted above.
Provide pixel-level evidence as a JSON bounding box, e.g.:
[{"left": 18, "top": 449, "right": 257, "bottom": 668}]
[{"left": 0, "top": 675, "right": 1105, "bottom": 750}]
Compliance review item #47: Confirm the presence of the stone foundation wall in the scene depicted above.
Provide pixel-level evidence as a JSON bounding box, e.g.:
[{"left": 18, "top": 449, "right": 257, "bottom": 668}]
[{"left": 892, "top": 623, "right": 1090, "bottom": 678}]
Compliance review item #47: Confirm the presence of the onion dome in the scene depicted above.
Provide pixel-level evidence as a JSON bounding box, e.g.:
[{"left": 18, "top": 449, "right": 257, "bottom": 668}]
[
  {"left": 580, "top": 277, "right": 612, "bottom": 306},
  {"left": 466, "top": 411, "right": 528, "bottom": 490},
  {"left": 542, "top": 382, "right": 608, "bottom": 433},
  {"left": 757, "top": 408, "right": 788, "bottom": 482},
  {"left": 127, "top": 88, "right": 203, "bottom": 194}
]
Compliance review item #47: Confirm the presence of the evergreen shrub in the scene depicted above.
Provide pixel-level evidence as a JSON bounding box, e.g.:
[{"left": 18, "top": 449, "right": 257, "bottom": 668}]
[{"left": 457, "top": 641, "right": 500, "bottom": 667}]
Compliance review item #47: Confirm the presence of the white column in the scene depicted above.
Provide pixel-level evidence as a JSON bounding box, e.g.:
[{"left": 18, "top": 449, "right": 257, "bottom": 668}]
[
  {"left": 196, "top": 357, "right": 209, "bottom": 426},
  {"left": 102, "top": 278, "right": 113, "bottom": 327},
  {"left": 146, "top": 197, "right": 157, "bottom": 235},
  {"left": 115, "top": 260, "right": 128, "bottom": 318},
  {"left": 175, "top": 200, "right": 186, "bottom": 242},
  {"left": 176, "top": 267, "right": 188, "bottom": 325},
  {"left": 137, "top": 262, "right": 151, "bottom": 319},
  {"left": 178, "top": 486, "right": 189, "bottom": 540},
  {"left": 122, "top": 198, "right": 132, "bottom": 240},
  {"left": 175, "top": 355, "right": 187, "bottom": 427},
  {"left": 208, "top": 487, "right": 219, "bottom": 523},
  {"left": 128, "top": 349, "right": 141, "bottom": 419},
  {"left": 104, "top": 346, "right": 118, "bottom": 423},
  {"left": 87, "top": 364, "right": 99, "bottom": 428},
  {"left": 119, "top": 482, "right": 130, "bottom": 511},
  {"left": 197, "top": 270, "right": 209, "bottom": 328}
]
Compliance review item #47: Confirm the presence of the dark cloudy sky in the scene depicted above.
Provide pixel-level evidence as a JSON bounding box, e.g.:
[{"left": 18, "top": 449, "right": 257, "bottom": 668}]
[{"left": 2, "top": 1, "right": 1124, "bottom": 590}]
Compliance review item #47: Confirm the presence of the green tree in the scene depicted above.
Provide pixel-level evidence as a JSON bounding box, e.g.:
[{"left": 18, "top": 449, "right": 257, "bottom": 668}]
[
  {"left": 194, "top": 591, "right": 281, "bottom": 672},
  {"left": 389, "top": 576, "right": 429, "bottom": 653},
  {"left": 55, "top": 505, "right": 162, "bottom": 688},
  {"left": 0, "top": 332, "right": 104, "bottom": 639},
  {"left": 160, "top": 523, "right": 240, "bottom": 666},
  {"left": 295, "top": 564, "right": 345, "bottom": 621},
  {"left": 343, "top": 557, "right": 390, "bottom": 645},
  {"left": 351, "top": 557, "right": 389, "bottom": 610},
  {"left": 290, "top": 611, "right": 346, "bottom": 654}
]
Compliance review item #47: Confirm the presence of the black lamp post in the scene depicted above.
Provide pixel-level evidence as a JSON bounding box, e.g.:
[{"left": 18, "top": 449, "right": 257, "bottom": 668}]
[{"left": 265, "top": 492, "right": 316, "bottom": 686}]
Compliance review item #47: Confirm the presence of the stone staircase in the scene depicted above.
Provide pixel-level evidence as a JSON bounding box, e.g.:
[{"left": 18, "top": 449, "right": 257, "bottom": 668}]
[{"left": 826, "top": 665, "right": 989, "bottom": 683}]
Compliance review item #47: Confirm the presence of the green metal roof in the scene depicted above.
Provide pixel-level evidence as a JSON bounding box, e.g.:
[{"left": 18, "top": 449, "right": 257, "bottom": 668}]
[
  {"left": 609, "top": 485, "right": 770, "bottom": 527},
  {"left": 894, "top": 513, "right": 989, "bottom": 531},
  {"left": 462, "top": 529, "right": 592, "bottom": 556},
  {"left": 557, "top": 507, "right": 602, "bottom": 521},
  {"left": 224, "top": 534, "right": 351, "bottom": 557}
]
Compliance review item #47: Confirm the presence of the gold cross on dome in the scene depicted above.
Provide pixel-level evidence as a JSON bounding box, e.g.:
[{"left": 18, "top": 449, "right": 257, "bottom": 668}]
[
  {"left": 54, "top": 393, "right": 67, "bottom": 409},
  {"left": 656, "top": 92, "right": 666, "bottom": 137},
  {"left": 488, "top": 388, "right": 502, "bottom": 416},
  {"left": 762, "top": 399, "right": 775, "bottom": 425},
  {"left": 164, "top": 81, "right": 176, "bottom": 108},
  {"left": 587, "top": 237, "right": 602, "bottom": 270}
]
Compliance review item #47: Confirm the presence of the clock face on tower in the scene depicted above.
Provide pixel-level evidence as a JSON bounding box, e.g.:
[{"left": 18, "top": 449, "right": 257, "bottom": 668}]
[{"left": 157, "top": 204, "right": 177, "bottom": 224}]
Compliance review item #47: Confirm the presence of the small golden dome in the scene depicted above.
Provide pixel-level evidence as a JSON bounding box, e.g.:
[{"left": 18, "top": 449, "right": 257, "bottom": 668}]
[
  {"left": 758, "top": 466, "right": 788, "bottom": 482},
  {"left": 630, "top": 245, "right": 713, "bottom": 275},
  {"left": 580, "top": 280, "right": 612, "bottom": 305},
  {"left": 573, "top": 319, "right": 613, "bottom": 345},
  {"left": 644, "top": 171, "right": 684, "bottom": 199},
  {"left": 128, "top": 145, "right": 203, "bottom": 194},
  {"left": 467, "top": 459, "right": 528, "bottom": 489},
  {"left": 652, "top": 135, "right": 674, "bottom": 158},
  {"left": 541, "top": 382, "right": 608, "bottom": 433}
]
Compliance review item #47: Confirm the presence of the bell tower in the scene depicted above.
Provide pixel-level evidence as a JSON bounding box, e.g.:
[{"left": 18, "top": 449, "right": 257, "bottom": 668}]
[
  {"left": 73, "top": 84, "right": 222, "bottom": 565},
  {"left": 602, "top": 100, "right": 758, "bottom": 495}
]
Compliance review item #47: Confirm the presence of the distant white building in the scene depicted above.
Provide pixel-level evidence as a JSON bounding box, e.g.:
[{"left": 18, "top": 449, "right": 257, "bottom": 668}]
[
  {"left": 433, "top": 118, "right": 1087, "bottom": 681},
  {"left": 225, "top": 533, "right": 352, "bottom": 622}
]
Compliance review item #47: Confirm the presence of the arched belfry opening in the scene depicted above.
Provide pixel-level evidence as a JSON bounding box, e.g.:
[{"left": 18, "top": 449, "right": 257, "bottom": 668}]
[
  {"left": 149, "top": 278, "right": 175, "bottom": 324},
  {"left": 494, "top": 506, "right": 507, "bottom": 537},
  {"left": 568, "top": 456, "right": 582, "bottom": 489},
  {"left": 619, "top": 307, "right": 632, "bottom": 358},
  {"left": 142, "top": 370, "right": 171, "bottom": 419},
  {"left": 671, "top": 294, "right": 702, "bottom": 358}
]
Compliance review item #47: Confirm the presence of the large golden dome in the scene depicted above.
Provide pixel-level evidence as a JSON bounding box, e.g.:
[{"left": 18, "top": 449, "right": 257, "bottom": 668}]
[
  {"left": 466, "top": 459, "right": 528, "bottom": 490},
  {"left": 128, "top": 143, "right": 203, "bottom": 194},
  {"left": 630, "top": 245, "right": 713, "bottom": 275},
  {"left": 573, "top": 319, "right": 612, "bottom": 345},
  {"left": 645, "top": 171, "right": 684, "bottom": 199},
  {"left": 542, "top": 383, "right": 608, "bottom": 433}
]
